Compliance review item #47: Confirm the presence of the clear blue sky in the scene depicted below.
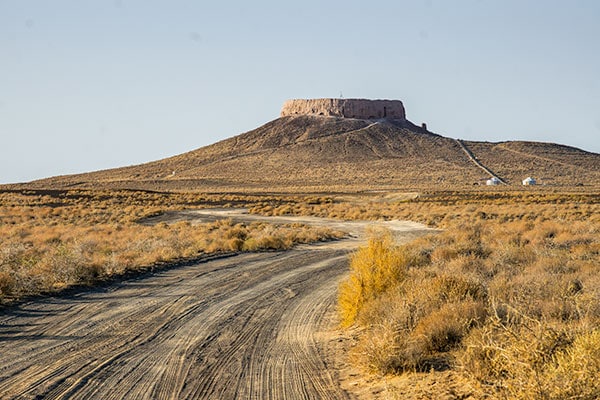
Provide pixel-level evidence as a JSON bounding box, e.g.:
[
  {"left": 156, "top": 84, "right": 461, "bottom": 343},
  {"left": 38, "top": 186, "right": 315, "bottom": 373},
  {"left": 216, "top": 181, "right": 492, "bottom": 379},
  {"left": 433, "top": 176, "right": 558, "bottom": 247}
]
[{"left": 1, "top": 0, "right": 599, "bottom": 184}]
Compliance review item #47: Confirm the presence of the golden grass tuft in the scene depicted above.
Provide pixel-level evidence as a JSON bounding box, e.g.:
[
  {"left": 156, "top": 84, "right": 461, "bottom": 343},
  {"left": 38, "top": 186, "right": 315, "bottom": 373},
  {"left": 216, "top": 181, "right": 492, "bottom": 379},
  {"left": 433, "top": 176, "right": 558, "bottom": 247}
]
[{"left": 338, "top": 230, "right": 410, "bottom": 328}]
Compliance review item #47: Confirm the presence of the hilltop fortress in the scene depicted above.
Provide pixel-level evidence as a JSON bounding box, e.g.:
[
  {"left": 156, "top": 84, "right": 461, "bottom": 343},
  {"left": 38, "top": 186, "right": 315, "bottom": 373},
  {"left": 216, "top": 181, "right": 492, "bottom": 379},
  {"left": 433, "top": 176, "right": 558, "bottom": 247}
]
[{"left": 280, "top": 98, "right": 406, "bottom": 120}]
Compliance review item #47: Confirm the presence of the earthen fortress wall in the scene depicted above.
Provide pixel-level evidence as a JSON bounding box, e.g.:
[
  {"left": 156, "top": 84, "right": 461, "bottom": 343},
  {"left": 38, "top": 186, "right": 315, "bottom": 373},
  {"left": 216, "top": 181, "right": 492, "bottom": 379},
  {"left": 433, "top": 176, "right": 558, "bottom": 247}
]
[{"left": 280, "top": 98, "right": 405, "bottom": 120}]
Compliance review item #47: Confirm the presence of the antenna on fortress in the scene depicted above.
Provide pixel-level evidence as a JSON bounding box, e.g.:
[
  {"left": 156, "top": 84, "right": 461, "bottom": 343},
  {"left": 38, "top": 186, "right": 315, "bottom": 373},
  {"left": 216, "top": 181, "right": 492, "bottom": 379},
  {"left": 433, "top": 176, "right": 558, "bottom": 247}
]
[{"left": 340, "top": 91, "right": 343, "bottom": 98}]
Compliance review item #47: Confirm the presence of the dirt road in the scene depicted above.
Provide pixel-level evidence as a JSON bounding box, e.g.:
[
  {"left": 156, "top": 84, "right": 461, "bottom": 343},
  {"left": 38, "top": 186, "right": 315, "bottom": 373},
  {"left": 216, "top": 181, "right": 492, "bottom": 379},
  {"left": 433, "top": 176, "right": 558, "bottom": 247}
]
[{"left": 0, "top": 211, "right": 431, "bottom": 399}]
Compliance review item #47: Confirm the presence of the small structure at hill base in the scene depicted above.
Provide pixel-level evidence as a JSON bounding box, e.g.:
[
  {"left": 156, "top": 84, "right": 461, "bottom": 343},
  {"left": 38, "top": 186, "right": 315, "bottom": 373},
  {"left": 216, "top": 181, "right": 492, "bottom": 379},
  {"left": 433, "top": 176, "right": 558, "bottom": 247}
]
[
  {"left": 486, "top": 177, "right": 501, "bottom": 186},
  {"left": 280, "top": 98, "right": 406, "bottom": 120},
  {"left": 522, "top": 177, "right": 536, "bottom": 185}
]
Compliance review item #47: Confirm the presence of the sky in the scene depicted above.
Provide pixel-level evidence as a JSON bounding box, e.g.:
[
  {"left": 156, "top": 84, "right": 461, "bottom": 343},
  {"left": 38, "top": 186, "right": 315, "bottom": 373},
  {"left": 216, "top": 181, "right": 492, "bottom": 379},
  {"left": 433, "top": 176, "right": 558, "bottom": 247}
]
[{"left": 1, "top": 0, "right": 599, "bottom": 184}]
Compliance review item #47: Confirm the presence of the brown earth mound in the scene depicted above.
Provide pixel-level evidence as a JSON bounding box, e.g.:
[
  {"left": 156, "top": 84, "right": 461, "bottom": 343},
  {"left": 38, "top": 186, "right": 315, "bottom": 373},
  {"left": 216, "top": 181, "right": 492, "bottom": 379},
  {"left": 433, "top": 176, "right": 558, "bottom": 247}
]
[{"left": 11, "top": 115, "right": 600, "bottom": 192}]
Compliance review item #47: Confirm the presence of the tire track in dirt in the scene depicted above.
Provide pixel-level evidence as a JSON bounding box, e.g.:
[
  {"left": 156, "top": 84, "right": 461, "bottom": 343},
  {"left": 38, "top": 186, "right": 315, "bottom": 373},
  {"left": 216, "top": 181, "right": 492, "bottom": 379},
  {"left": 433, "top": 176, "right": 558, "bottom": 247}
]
[
  {"left": 0, "top": 214, "right": 431, "bottom": 399},
  {"left": 0, "top": 248, "right": 353, "bottom": 399}
]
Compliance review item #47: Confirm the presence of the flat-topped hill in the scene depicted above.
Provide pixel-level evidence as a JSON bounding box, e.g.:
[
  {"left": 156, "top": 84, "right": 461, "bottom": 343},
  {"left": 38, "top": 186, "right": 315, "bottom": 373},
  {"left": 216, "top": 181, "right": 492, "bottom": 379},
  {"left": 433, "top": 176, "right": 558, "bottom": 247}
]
[{"left": 13, "top": 109, "right": 600, "bottom": 192}]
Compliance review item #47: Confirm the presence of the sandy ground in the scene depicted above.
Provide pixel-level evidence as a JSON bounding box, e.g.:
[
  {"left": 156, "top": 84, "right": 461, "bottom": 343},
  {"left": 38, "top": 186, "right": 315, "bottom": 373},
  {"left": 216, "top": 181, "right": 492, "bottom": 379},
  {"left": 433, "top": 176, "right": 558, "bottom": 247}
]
[
  {"left": 140, "top": 208, "right": 434, "bottom": 249},
  {"left": 0, "top": 210, "right": 433, "bottom": 399}
]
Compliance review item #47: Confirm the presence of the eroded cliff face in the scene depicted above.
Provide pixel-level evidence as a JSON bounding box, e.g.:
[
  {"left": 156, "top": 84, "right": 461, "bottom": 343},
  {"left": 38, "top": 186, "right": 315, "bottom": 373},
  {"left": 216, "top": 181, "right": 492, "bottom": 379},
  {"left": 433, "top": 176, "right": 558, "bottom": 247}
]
[{"left": 280, "top": 98, "right": 405, "bottom": 120}]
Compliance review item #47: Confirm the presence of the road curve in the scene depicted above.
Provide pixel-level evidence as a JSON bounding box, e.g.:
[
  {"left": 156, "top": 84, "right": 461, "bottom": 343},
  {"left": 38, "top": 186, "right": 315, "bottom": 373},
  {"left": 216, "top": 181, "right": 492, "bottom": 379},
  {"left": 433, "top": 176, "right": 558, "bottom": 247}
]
[{"left": 0, "top": 213, "right": 431, "bottom": 399}]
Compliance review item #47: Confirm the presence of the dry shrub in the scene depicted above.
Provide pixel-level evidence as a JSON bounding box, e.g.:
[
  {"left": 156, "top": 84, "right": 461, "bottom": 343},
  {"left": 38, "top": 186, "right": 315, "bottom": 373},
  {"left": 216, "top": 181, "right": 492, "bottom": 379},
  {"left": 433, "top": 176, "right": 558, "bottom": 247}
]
[
  {"left": 0, "top": 191, "right": 344, "bottom": 303},
  {"left": 0, "top": 219, "right": 343, "bottom": 303},
  {"left": 461, "top": 312, "right": 600, "bottom": 399},
  {"left": 352, "top": 290, "right": 422, "bottom": 373},
  {"left": 354, "top": 321, "right": 404, "bottom": 374},
  {"left": 340, "top": 208, "right": 600, "bottom": 398},
  {"left": 426, "top": 274, "right": 487, "bottom": 305},
  {"left": 443, "top": 254, "right": 489, "bottom": 280},
  {"left": 0, "top": 271, "right": 15, "bottom": 296},
  {"left": 354, "top": 295, "right": 487, "bottom": 374},
  {"left": 342, "top": 228, "right": 489, "bottom": 373},
  {"left": 430, "top": 224, "right": 489, "bottom": 262},
  {"left": 545, "top": 329, "right": 600, "bottom": 399},
  {"left": 411, "top": 300, "right": 487, "bottom": 354},
  {"left": 338, "top": 231, "right": 410, "bottom": 327},
  {"left": 356, "top": 287, "right": 418, "bottom": 332}
]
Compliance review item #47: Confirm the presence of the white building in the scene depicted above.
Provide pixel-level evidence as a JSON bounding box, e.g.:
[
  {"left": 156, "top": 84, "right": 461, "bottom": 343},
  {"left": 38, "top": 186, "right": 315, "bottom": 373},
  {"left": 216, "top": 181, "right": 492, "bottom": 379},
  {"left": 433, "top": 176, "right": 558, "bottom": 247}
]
[
  {"left": 522, "top": 177, "right": 536, "bottom": 185},
  {"left": 486, "top": 177, "right": 501, "bottom": 186}
]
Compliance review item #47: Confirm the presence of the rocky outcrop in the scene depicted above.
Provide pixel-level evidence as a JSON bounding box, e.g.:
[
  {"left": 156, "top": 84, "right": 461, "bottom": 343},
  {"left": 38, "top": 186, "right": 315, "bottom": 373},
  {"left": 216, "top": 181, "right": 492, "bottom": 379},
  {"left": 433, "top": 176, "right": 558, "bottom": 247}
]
[{"left": 280, "top": 98, "right": 405, "bottom": 120}]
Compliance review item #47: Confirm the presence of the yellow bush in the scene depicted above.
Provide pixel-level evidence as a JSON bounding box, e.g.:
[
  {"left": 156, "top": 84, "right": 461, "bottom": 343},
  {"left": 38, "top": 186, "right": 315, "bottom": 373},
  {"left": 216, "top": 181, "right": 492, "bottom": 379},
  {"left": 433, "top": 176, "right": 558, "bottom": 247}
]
[{"left": 338, "top": 231, "right": 409, "bottom": 327}]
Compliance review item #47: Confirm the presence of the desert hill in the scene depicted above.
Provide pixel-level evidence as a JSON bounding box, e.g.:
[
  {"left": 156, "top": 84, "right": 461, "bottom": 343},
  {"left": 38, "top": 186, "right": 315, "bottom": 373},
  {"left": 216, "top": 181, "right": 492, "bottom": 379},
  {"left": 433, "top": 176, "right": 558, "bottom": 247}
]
[{"left": 13, "top": 98, "right": 600, "bottom": 192}]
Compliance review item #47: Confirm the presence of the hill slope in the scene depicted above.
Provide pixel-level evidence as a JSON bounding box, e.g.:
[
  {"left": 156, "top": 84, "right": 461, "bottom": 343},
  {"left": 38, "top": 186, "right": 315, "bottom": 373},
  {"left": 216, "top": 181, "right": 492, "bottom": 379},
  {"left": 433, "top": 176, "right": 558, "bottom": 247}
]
[{"left": 18, "top": 115, "right": 600, "bottom": 191}]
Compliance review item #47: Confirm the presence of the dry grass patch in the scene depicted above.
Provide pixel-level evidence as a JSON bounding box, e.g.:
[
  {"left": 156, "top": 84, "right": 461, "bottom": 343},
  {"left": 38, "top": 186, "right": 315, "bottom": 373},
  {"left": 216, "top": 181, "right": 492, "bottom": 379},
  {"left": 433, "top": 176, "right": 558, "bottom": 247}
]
[
  {"left": 338, "top": 197, "right": 600, "bottom": 399},
  {"left": 0, "top": 190, "right": 343, "bottom": 304}
]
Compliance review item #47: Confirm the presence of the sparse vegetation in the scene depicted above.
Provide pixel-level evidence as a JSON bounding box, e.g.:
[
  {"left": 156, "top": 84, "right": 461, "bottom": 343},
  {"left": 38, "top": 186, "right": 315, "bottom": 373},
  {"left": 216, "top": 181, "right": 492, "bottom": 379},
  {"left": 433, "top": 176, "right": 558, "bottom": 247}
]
[
  {"left": 3, "top": 187, "right": 600, "bottom": 398},
  {"left": 337, "top": 193, "right": 600, "bottom": 399},
  {"left": 0, "top": 190, "right": 343, "bottom": 304},
  {"left": 2, "top": 104, "right": 599, "bottom": 398},
  {"left": 250, "top": 190, "right": 600, "bottom": 228}
]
